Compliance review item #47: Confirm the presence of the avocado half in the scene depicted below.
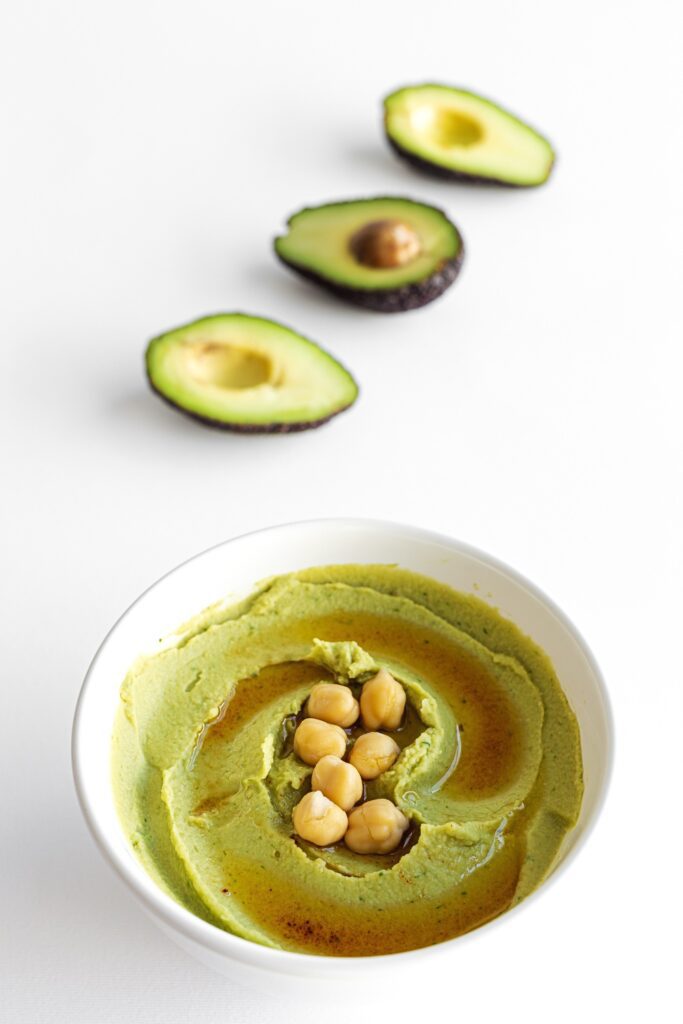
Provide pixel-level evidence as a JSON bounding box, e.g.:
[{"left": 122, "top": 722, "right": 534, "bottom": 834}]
[
  {"left": 384, "top": 84, "right": 554, "bottom": 187},
  {"left": 146, "top": 314, "right": 358, "bottom": 433},
  {"left": 274, "top": 196, "right": 464, "bottom": 312}
]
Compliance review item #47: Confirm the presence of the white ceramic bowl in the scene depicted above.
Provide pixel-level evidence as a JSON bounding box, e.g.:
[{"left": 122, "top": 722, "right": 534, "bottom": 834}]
[{"left": 72, "top": 518, "right": 613, "bottom": 984}]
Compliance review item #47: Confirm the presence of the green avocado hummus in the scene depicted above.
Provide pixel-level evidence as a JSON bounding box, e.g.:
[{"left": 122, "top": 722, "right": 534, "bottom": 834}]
[{"left": 112, "top": 564, "right": 583, "bottom": 956}]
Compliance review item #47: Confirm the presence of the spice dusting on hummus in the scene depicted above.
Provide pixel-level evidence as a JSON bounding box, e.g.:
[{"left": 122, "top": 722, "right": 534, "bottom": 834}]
[{"left": 112, "top": 564, "right": 583, "bottom": 956}]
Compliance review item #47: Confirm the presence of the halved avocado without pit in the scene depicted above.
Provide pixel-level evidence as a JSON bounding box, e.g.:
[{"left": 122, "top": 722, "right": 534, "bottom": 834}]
[
  {"left": 274, "top": 196, "right": 464, "bottom": 312},
  {"left": 146, "top": 314, "right": 358, "bottom": 433},
  {"left": 384, "top": 84, "right": 554, "bottom": 187}
]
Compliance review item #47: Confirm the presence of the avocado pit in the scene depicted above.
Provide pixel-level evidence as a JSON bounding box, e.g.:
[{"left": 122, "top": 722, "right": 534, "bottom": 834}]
[{"left": 350, "top": 219, "right": 421, "bottom": 269}]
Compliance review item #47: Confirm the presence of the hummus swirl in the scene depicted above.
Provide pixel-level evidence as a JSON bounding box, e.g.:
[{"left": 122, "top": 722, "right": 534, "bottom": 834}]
[{"left": 113, "top": 565, "right": 583, "bottom": 956}]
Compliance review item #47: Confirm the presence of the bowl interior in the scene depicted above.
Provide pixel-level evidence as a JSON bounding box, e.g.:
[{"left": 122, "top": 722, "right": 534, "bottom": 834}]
[{"left": 73, "top": 518, "right": 612, "bottom": 971}]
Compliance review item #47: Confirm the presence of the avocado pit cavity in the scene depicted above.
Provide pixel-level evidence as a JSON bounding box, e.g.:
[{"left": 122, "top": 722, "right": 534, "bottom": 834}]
[
  {"left": 187, "top": 341, "right": 275, "bottom": 390},
  {"left": 413, "top": 105, "right": 484, "bottom": 148},
  {"left": 350, "top": 219, "right": 421, "bottom": 269}
]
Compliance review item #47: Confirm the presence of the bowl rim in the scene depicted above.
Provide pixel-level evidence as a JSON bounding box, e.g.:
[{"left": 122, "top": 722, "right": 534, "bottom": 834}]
[{"left": 72, "top": 516, "right": 614, "bottom": 975}]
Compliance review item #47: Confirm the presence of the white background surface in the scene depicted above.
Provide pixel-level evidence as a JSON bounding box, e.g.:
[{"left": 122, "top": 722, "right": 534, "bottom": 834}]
[{"left": 1, "top": 1, "right": 681, "bottom": 1021}]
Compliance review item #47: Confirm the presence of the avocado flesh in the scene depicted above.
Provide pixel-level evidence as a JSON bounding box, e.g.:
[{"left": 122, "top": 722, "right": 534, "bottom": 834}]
[
  {"left": 384, "top": 85, "right": 554, "bottom": 187},
  {"left": 274, "top": 197, "right": 464, "bottom": 312},
  {"left": 145, "top": 314, "right": 358, "bottom": 433}
]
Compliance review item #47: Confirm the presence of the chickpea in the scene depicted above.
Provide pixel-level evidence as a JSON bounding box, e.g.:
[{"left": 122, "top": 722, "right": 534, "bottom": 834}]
[
  {"left": 345, "top": 799, "right": 409, "bottom": 854},
  {"left": 360, "top": 668, "right": 406, "bottom": 730},
  {"left": 293, "top": 718, "right": 347, "bottom": 766},
  {"left": 292, "top": 791, "right": 348, "bottom": 846},
  {"left": 307, "top": 682, "right": 359, "bottom": 728},
  {"left": 349, "top": 732, "right": 400, "bottom": 780},
  {"left": 311, "top": 755, "right": 363, "bottom": 812}
]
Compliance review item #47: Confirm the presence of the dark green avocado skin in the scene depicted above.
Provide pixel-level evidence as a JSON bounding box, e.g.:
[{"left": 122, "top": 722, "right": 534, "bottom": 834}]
[
  {"left": 386, "top": 135, "right": 554, "bottom": 188},
  {"left": 146, "top": 371, "right": 355, "bottom": 434},
  {"left": 274, "top": 246, "right": 465, "bottom": 313}
]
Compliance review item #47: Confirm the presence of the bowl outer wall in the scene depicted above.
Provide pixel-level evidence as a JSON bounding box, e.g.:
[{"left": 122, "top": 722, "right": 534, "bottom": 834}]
[{"left": 72, "top": 517, "right": 614, "bottom": 979}]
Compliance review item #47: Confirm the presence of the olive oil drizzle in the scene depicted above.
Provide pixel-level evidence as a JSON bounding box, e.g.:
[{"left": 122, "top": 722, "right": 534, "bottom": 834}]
[
  {"left": 187, "top": 697, "right": 230, "bottom": 771},
  {"left": 184, "top": 614, "right": 535, "bottom": 955},
  {"left": 429, "top": 723, "right": 462, "bottom": 793}
]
